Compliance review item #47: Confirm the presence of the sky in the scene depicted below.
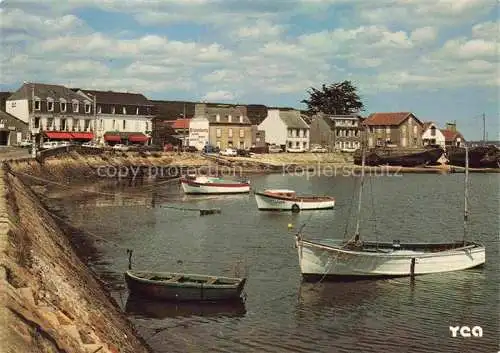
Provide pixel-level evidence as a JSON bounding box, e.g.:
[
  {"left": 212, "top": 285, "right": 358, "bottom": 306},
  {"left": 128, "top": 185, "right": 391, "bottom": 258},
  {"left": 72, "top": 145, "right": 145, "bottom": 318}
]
[{"left": 0, "top": 0, "right": 498, "bottom": 140}]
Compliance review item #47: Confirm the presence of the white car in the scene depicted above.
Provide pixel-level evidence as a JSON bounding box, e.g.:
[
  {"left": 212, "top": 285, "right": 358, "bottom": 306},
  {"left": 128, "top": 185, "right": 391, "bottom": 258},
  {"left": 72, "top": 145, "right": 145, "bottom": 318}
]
[
  {"left": 219, "top": 148, "right": 237, "bottom": 157},
  {"left": 82, "top": 141, "right": 101, "bottom": 148},
  {"left": 18, "top": 139, "right": 32, "bottom": 148},
  {"left": 41, "top": 141, "right": 60, "bottom": 149},
  {"left": 112, "top": 144, "right": 129, "bottom": 151},
  {"left": 268, "top": 145, "right": 282, "bottom": 153},
  {"left": 310, "top": 145, "right": 328, "bottom": 153},
  {"left": 286, "top": 146, "right": 306, "bottom": 153}
]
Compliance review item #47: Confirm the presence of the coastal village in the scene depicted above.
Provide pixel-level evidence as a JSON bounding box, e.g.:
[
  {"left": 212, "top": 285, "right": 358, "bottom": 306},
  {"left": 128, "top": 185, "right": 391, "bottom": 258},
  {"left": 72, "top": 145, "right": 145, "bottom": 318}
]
[{"left": 0, "top": 82, "right": 493, "bottom": 156}]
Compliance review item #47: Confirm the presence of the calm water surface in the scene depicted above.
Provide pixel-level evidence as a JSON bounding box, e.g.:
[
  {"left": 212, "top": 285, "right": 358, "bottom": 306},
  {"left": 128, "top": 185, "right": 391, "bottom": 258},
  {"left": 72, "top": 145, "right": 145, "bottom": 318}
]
[{"left": 49, "top": 172, "right": 499, "bottom": 353}]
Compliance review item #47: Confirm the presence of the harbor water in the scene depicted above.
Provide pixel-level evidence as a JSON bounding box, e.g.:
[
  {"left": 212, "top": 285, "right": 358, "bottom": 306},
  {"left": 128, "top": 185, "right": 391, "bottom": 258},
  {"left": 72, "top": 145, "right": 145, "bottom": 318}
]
[{"left": 47, "top": 172, "right": 499, "bottom": 353}]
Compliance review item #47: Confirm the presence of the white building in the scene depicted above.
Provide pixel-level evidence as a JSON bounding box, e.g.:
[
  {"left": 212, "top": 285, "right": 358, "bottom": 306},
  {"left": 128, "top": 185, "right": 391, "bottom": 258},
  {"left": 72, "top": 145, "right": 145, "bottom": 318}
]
[
  {"left": 258, "top": 109, "right": 310, "bottom": 150},
  {"left": 188, "top": 116, "right": 209, "bottom": 151},
  {"left": 6, "top": 82, "right": 96, "bottom": 144},
  {"left": 77, "top": 89, "right": 154, "bottom": 145},
  {"left": 422, "top": 122, "right": 446, "bottom": 147}
]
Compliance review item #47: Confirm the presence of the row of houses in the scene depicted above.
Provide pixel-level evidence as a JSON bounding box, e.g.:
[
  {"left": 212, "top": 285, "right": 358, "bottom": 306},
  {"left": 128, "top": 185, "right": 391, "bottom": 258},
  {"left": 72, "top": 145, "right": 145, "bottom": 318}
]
[{"left": 0, "top": 82, "right": 466, "bottom": 151}]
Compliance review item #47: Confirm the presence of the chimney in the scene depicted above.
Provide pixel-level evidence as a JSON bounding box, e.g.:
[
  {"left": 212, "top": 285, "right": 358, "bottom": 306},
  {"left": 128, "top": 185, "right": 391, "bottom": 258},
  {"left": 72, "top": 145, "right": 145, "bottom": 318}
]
[{"left": 445, "top": 122, "right": 457, "bottom": 132}]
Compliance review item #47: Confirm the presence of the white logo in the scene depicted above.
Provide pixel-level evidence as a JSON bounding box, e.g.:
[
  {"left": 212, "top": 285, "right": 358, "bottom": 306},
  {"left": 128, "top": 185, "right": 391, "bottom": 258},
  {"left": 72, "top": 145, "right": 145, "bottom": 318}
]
[{"left": 449, "top": 326, "right": 483, "bottom": 338}]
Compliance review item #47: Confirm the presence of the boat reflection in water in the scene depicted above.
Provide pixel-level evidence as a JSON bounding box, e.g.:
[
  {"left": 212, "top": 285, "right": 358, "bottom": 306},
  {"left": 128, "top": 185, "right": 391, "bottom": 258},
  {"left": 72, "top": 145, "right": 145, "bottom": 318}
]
[{"left": 125, "top": 295, "right": 247, "bottom": 319}]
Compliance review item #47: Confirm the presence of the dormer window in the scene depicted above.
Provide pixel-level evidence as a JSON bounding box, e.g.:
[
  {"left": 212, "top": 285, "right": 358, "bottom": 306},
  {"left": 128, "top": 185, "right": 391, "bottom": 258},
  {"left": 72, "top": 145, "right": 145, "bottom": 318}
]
[
  {"left": 239, "top": 115, "right": 243, "bottom": 123},
  {"left": 97, "top": 105, "right": 102, "bottom": 113},
  {"left": 85, "top": 102, "right": 91, "bottom": 114},
  {"left": 112, "top": 106, "right": 115, "bottom": 114},
  {"left": 136, "top": 107, "right": 139, "bottom": 115},
  {"left": 60, "top": 99, "right": 67, "bottom": 113},
  {"left": 34, "top": 98, "right": 41, "bottom": 111},
  {"left": 122, "top": 106, "right": 127, "bottom": 114},
  {"left": 216, "top": 114, "right": 220, "bottom": 122},
  {"left": 228, "top": 115, "right": 232, "bottom": 123},
  {"left": 72, "top": 100, "right": 79, "bottom": 113},
  {"left": 47, "top": 98, "right": 54, "bottom": 112}
]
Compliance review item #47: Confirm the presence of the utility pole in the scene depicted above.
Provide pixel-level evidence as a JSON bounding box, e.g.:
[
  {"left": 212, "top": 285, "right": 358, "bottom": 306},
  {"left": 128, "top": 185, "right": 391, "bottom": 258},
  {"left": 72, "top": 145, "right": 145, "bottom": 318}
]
[
  {"left": 30, "top": 83, "right": 37, "bottom": 158},
  {"left": 93, "top": 93, "right": 98, "bottom": 145},
  {"left": 482, "top": 113, "right": 486, "bottom": 144}
]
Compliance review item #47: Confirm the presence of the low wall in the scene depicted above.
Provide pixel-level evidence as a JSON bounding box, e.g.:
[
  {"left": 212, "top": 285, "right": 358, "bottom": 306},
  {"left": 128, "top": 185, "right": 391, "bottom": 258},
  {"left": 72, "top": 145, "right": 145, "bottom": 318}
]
[{"left": 0, "top": 164, "right": 151, "bottom": 353}]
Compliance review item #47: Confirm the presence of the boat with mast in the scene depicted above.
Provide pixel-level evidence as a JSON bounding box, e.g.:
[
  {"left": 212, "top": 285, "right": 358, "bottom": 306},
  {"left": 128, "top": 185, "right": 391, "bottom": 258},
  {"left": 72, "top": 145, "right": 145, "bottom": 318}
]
[{"left": 295, "top": 137, "right": 486, "bottom": 280}]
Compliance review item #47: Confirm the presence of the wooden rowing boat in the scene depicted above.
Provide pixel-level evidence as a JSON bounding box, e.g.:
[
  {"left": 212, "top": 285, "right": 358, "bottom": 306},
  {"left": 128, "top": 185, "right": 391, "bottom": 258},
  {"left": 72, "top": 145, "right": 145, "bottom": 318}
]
[{"left": 124, "top": 270, "right": 247, "bottom": 301}]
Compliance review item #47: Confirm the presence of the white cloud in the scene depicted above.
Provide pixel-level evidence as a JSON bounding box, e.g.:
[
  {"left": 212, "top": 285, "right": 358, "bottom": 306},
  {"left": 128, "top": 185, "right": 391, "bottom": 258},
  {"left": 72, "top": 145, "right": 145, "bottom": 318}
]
[
  {"left": 202, "top": 90, "right": 236, "bottom": 101},
  {"left": 234, "top": 20, "right": 285, "bottom": 40},
  {"left": 410, "top": 27, "right": 438, "bottom": 43},
  {"left": 471, "top": 21, "right": 499, "bottom": 39}
]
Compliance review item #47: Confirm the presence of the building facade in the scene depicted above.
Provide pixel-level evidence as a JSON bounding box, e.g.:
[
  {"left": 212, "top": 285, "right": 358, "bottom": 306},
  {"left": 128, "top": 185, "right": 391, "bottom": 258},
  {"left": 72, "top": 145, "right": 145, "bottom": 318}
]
[
  {"left": 422, "top": 122, "right": 446, "bottom": 147},
  {"left": 0, "top": 110, "right": 28, "bottom": 146},
  {"left": 258, "top": 109, "right": 310, "bottom": 150},
  {"left": 194, "top": 103, "right": 252, "bottom": 150},
  {"left": 6, "top": 83, "right": 96, "bottom": 145},
  {"left": 441, "top": 122, "right": 464, "bottom": 147},
  {"left": 309, "top": 113, "right": 362, "bottom": 151},
  {"left": 77, "top": 89, "right": 154, "bottom": 145},
  {"left": 364, "top": 112, "right": 423, "bottom": 148},
  {"left": 188, "top": 116, "right": 210, "bottom": 151}
]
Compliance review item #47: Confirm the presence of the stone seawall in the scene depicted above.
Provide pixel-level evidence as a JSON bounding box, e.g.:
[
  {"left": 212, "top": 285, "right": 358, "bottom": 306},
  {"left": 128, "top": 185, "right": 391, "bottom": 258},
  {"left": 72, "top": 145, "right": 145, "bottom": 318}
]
[{"left": 0, "top": 164, "right": 151, "bottom": 353}]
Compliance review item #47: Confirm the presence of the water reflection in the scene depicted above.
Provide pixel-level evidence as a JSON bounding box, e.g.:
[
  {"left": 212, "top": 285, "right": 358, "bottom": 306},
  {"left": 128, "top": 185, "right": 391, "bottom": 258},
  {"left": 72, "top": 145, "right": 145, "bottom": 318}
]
[{"left": 125, "top": 296, "right": 247, "bottom": 319}]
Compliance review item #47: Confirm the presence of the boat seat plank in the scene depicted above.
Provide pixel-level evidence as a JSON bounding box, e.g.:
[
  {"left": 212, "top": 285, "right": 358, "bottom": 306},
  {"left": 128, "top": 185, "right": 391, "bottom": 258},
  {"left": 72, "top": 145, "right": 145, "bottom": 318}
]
[
  {"left": 206, "top": 277, "right": 217, "bottom": 284},
  {"left": 165, "top": 275, "right": 183, "bottom": 283}
]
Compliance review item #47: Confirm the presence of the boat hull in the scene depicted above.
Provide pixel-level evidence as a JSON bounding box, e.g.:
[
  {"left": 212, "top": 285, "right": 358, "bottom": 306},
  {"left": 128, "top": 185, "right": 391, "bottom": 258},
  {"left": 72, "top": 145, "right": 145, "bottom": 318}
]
[
  {"left": 296, "top": 239, "right": 485, "bottom": 279},
  {"left": 446, "top": 145, "right": 499, "bottom": 168},
  {"left": 181, "top": 179, "right": 250, "bottom": 194},
  {"left": 125, "top": 271, "right": 247, "bottom": 301},
  {"left": 255, "top": 192, "right": 335, "bottom": 211},
  {"left": 354, "top": 147, "right": 445, "bottom": 167}
]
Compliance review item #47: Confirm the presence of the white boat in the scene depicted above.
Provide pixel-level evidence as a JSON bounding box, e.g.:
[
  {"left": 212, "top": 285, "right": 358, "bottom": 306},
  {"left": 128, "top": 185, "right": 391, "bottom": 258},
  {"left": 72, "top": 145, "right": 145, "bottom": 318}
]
[
  {"left": 180, "top": 175, "right": 250, "bottom": 194},
  {"left": 295, "top": 143, "right": 486, "bottom": 279},
  {"left": 255, "top": 189, "right": 335, "bottom": 212}
]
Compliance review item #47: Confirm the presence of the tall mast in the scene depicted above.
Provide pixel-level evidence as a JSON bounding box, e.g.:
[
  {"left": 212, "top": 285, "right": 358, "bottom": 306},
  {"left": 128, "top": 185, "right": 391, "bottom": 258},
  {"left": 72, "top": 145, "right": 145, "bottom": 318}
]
[
  {"left": 354, "top": 126, "right": 366, "bottom": 241},
  {"left": 482, "top": 113, "right": 486, "bottom": 144},
  {"left": 463, "top": 144, "right": 469, "bottom": 245}
]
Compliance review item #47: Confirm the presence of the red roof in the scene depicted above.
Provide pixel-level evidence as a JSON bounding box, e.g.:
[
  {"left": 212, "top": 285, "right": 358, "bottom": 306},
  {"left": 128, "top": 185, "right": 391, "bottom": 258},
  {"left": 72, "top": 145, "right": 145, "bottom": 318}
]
[
  {"left": 364, "top": 112, "right": 416, "bottom": 126},
  {"left": 422, "top": 121, "right": 434, "bottom": 131},
  {"left": 441, "top": 129, "right": 463, "bottom": 141},
  {"left": 168, "top": 118, "right": 190, "bottom": 129}
]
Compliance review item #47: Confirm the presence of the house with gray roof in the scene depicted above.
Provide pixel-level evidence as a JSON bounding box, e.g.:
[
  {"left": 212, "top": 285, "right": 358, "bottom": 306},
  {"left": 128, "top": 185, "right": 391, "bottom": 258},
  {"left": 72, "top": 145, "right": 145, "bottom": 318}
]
[
  {"left": 258, "top": 108, "right": 310, "bottom": 151},
  {"left": 309, "top": 113, "right": 363, "bottom": 151}
]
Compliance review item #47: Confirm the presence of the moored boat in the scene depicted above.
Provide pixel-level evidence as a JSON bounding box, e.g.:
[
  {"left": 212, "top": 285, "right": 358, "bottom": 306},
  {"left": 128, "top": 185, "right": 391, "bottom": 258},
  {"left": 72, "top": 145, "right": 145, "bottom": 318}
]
[
  {"left": 446, "top": 145, "right": 499, "bottom": 168},
  {"left": 180, "top": 175, "right": 251, "bottom": 194},
  {"left": 295, "top": 141, "right": 486, "bottom": 280},
  {"left": 125, "top": 270, "right": 247, "bottom": 301},
  {"left": 255, "top": 189, "right": 335, "bottom": 212},
  {"left": 353, "top": 146, "right": 445, "bottom": 167}
]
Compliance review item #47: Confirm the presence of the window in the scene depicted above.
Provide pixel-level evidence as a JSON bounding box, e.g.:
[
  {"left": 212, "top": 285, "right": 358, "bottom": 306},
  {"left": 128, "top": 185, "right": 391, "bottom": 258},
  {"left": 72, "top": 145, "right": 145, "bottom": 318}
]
[
  {"left": 85, "top": 103, "right": 91, "bottom": 114},
  {"left": 136, "top": 107, "right": 139, "bottom": 115},
  {"left": 239, "top": 141, "right": 244, "bottom": 148},
  {"left": 227, "top": 115, "right": 232, "bottom": 123},
  {"left": 216, "top": 128, "right": 221, "bottom": 137},
  {"left": 34, "top": 99, "right": 41, "bottom": 111},
  {"left": 303, "top": 142, "right": 307, "bottom": 148},
  {"left": 47, "top": 100, "right": 54, "bottom": 112},
  {"left": 72, "top": 101, "right": 79, "bottom": 113},
  {"left": 413, "top": 125, "right": 418, "bottom": 135},
  {"left": 112, "top": 120, "right": 116, "bottom": 129},
  {"left": 430, "top": 126, "right": 436, "bottom": 136},
  {"left": 112, "top": 106, "right": 115, "bottom": 114},
  {"left": 60, "top": 102, "right": 67, "bottom": 112},
  {"left": 47, "top": 118, "right": 54, "bottom": 130},
  {"left": 84, "top": 120, "right": 91, "bottom": 131},
  {"left": 73, "top": 119, "right": 79, "bottom": 131},
  {"left": 216, "top": 141, "right": 221, "bottom": 148},
  {"left": 239, "top": 115, "right": 243, "bottom": 123},
  {"left": 386, "top": 127, "right": 390, "bottom": 134},
  {"left": 123, "top": 120, "right": 126, "bottom": 130},
  {"left": 34, "top": 117, "right": 40, "bottom": 128},
  {"left": 97, "top": 105, "right": 102, "bottom": 114},
  {"left": 228, "top": 128, "right": 233, "bottom": 138},
  {"left": 239, "top": 129, "right": 244, "bottom": 138},
  {"left": 299, "top": 129, "right": 304, "bottom": 138},
  {"left": 216, "top": 114, "right": 220, "bottom": 122},
  {"left": 60, "top": 119, "right": 66, "bottom": 131},
  {"left": 123, "top": 107, "right": 127, "bottom": 114}
]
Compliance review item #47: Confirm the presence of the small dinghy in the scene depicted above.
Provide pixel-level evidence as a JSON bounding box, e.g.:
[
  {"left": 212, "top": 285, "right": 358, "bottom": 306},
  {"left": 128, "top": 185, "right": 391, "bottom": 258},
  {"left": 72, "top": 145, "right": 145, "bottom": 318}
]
[
  {"left": 180, "top": 175, "right": 251, "bottom": 194},
  {"left": 125, "top": 270, "right": 247, "bottom": 301},
  {"left": 254, "top": 189, "right": 336, "bottom": 212}
]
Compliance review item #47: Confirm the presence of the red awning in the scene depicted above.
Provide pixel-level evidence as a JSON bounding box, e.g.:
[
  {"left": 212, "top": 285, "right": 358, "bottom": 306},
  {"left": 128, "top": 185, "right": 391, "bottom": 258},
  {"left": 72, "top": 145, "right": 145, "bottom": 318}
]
[
  {"left": 45, "top": 131, "right": 73, "bottom": 139},
  {"left": 128, "top": 134, "right": 149, "bottom": 142},
  {"left": 71, "top": 132, "right": 94, "bottom": 140},
  {"left": 104, "top": 134, "right": 121, "bottom": 142}
]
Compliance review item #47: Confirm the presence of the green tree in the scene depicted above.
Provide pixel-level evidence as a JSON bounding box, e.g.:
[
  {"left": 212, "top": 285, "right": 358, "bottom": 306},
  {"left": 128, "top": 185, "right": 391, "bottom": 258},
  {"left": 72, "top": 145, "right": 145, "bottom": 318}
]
[{"left": 301, "top": 80, "right": 365, "bottom": 115}]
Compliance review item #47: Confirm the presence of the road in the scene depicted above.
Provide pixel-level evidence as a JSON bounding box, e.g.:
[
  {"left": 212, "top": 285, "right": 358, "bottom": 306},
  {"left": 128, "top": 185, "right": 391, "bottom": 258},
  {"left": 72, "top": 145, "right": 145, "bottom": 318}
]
[{"left": 0, "top": 147, "right": 32, "bottom": 161}]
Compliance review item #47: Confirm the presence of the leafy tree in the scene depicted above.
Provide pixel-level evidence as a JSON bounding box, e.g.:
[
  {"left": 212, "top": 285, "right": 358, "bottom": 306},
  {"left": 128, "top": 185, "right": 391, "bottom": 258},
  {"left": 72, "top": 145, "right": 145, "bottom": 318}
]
[{"left": 301, "top": 80, "right": 365, "bottom": 115}]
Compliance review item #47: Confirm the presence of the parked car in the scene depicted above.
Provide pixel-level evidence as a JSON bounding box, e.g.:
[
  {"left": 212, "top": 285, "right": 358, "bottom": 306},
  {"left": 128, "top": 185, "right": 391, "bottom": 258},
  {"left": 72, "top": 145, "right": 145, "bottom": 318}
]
[
  {"left": 286, "top": 146, "right": 306, "bottom": 153},
  {"left": 219, "top": 148, "right": 237, "bottom": 157},
  {"left": 203, "top": 145, "right": 220, "bottom": 154},
  {"left": 82, "top": 141, "right": 101, "bottom": 148},
  {"left": 112, "top": 144, "right": 129, "bottom": 151},
  {"left": 310, "top": 145, "right": 328, "bottom": 153},
  {"left": 183, "top": 146, "right": 198, "bottom": 152},
  {"left": 237, "top": 149, "right": 252, "bottom": 157},
  {"left": 18, "top": 139, "right": 32, "bottom": 148},
  {"left": 268, "top": 144, "right": 283, "bottom": 153},
  {"left": 41, "top": 141, "right": 60, "bottom": 150},
  {"left": 59, "top": 141, "right": 71, "bottom": 147}
]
